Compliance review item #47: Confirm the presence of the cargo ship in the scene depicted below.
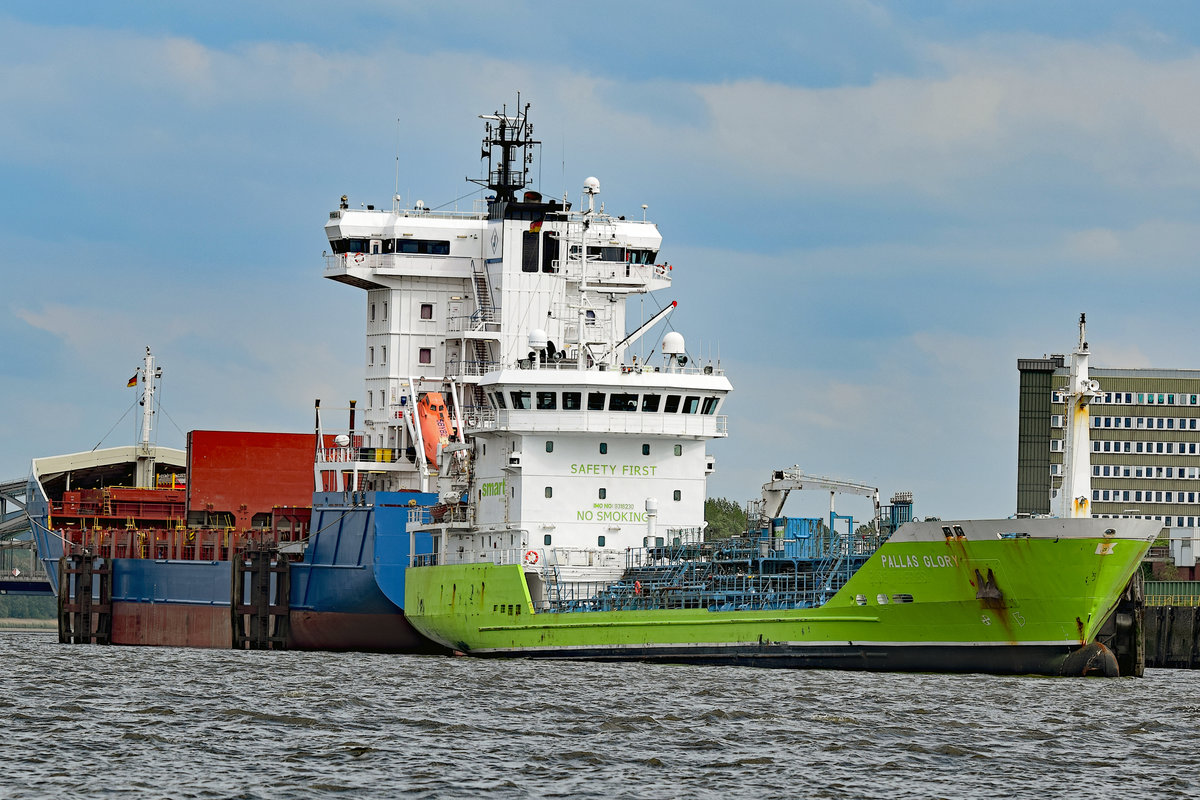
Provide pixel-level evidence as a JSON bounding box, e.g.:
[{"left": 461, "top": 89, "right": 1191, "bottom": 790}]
[
  {"left": 28, "top": 349, "right": 439, "bottom": 650},
  {"left": 341, "top": 103, "right": 1159, "bottom": 675}
]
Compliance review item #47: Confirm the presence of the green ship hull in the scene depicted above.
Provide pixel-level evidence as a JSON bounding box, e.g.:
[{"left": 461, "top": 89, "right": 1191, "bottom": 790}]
[{"left": 404, "top": 518, "right": 1159, "bottom": 676}]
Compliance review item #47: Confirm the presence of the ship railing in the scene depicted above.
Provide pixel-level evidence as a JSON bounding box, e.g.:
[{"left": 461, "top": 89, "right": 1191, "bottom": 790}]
[
  {"left": 445, "top": 311, "right": 498, "bottom": 333},
  {"left": 542, "top": 571, "right": 837, "bottom": 614},
  {"left": 470, "top": 409, "right": 727, "bottom": 438},
  {"left": 447, "top": 359, "right": 503, "bottom": 378},
  {"left": 316, "top": 446, "right": 403, "bottom": 464},
  {"left": 324, "top": 248, "right": 481, "bottom": 273},
  {"left": 553, "top": 259, "right": 673, "bottom": 285}
]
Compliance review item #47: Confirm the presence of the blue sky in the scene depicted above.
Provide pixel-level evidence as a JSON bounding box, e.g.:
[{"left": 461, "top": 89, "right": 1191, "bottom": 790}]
[{"left": 5, "top": 1, "right": 1200, "bottom": 520}]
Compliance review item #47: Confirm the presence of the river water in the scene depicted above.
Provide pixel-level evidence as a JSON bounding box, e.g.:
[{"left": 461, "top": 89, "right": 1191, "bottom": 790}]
[{"left": 3, "top": 630, "right": 1197, "bottom": 799}]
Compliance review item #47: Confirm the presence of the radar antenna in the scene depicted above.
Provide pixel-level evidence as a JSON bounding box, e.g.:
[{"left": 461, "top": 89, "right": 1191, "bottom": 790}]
[{"left": 470, "top": 96, "right": 540, "bottom": 203}]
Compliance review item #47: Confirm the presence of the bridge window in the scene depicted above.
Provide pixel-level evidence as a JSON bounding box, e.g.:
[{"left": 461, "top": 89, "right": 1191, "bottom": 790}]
[
  {"left": 395, "top": 238, "right": 450, "bottom": 255},
  {"left": 587, "top": 392, "right": 606, "bottom": 411},
  {"left": 563, "top": 392, "right": 581, "bottom": 410},
  {"left": 537, "top": 391, "right": 557, "bottom": 410},
  {"left": 510, "top": 391, "right": 531, "bottom": 410},
  {"left": 642, "top": 394, "right": 661, "bottom": 412},
  {"left": 701, "top": 396, "right": 720, "bottom": 415},
  {"left": 609, "top": 393, "right": 637, "bottom": 411},
  {"left": 331, "top": 238, "right": 371, "bottom": 254},
  {"left": 682, "top": 396, "right": 700, "bottom": 414},
  {"left": 664, "top": 395, "right": 681, "bottom": 413},
  {"left": 492, "top": 392, "right": 506, "bottom": 409}
]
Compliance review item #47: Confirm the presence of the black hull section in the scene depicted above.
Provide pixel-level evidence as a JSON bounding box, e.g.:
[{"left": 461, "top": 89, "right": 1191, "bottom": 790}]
[{"left": 471, "top": 641, "right": 1123, "bottom": 677}]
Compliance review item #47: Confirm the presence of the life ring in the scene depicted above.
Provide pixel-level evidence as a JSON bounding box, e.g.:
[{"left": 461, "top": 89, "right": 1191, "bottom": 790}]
[
  {"left": 354, "top": 253, "right": 365, "bottom": 264},
  {"left": 634, "top": 580, "right": 643, "bottom": 595},
  {"left": 523, "top": 549, "right": 539, "bottom": 566}
]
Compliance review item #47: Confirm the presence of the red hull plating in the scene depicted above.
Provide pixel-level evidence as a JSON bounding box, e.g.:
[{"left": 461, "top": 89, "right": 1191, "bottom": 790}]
[
  {"left": 106, "top": 602, "right": 440, "bottom": 652},
  {"left": 110, "top": 602, "right": 229, "bottom": 648},
  {"left": 289, "top": 609, "right": 442, "bottom": 652}
]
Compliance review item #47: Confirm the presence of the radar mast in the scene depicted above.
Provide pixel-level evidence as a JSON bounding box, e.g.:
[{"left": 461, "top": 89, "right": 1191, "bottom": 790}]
[{"left": 470, "top": 98, "right": 540, "bottom": 203}]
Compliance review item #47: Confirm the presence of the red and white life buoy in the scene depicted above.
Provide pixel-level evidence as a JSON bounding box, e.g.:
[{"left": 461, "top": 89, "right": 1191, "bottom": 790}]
[
  {"left": 354, "top": 253, "right": 365, "bottom": 264},
  {"left": 523, "top": 549, "right": 539, "bottom": 566}
]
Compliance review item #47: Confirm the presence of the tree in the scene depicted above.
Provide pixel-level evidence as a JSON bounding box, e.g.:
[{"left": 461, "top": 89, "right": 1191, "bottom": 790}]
[{"left": 705, "top": 497, "right": 747, "bottom": 539}]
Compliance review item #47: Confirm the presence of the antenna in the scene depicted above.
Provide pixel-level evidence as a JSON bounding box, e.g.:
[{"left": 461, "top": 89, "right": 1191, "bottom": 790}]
[
  {"left": 471, "top": 95, "right": 540, "bottom": 203},
  {"left": 394, "top": 117, "right": 401, "bottom": 212}
]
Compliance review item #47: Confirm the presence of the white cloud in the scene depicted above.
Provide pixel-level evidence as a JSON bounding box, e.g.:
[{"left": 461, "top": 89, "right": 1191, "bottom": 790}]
[{"left": 682, "top": 39, "right": 1200, "bottom": 193}]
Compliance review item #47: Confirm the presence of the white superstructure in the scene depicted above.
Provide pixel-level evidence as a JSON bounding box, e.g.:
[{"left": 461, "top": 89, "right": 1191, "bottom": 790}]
[
  {"left": 322, "top": 102, "right": 730, "bottom": 587},
  {"left": 1058, "top": 314, "right": 1099, "bottom": 518}
]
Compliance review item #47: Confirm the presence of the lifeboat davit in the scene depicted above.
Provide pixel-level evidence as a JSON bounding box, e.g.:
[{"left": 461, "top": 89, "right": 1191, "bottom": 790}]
[{"left": 417, "top": 392, "right": 452, "bottom": 464}]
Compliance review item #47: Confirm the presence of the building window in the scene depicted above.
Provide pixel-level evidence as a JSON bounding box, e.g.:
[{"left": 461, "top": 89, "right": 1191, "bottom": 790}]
[
  {"left": 545, "top": 441, "right": 554, "bottom": 453},
  {"left": 599, "top": 442, "right": 608, "bottom": 455},
  {"left": 599, "top": 488, "right": 606, "bottom": 499},
  {"left": 419, "top": 348, "right": 432, "bottom": 364},
  {"left": 673, "top": 489, "right": 681, "bottom": 501},
  {"left": 420, "top": 303, "right": 433, "bottom": 320}
]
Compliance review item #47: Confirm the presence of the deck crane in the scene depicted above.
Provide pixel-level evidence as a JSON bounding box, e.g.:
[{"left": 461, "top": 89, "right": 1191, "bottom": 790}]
[{"left": 749, "top": 466, "right": 881, "bottom": 535}]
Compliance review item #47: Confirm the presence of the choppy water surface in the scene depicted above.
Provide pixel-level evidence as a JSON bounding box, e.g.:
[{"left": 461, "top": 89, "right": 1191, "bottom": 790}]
[{"left": 3, "top": 630, "right": 1198, "bottom": 799}]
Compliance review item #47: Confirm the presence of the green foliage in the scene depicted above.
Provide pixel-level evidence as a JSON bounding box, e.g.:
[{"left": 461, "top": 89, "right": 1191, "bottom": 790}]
[
  {"left": 0, "top": 594, "right": 56, "bottom": 619},
  {"left": 705, "top": 497, "right": 747, "bottom": 539}
]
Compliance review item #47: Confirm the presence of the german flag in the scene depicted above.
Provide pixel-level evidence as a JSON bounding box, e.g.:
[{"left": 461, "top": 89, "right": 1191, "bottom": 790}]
[
  {"left": 528, "top": 217, "right": 543, "bottom": 233},
  {"left": 127, "top": 373, "right": 138, "bottom": 387}
]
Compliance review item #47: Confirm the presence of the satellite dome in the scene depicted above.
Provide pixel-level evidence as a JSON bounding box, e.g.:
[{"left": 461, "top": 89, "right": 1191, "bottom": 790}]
[
  {"left": 334, "top": 434, "right": 351, "bottom": 447},
  {"left": 662, "top": 331, "right": 685, "bottom": 355},
  {"left": 583, "top": 176, "right": 600, "bottom": 194},
  {"left": 528, "top": 329, "right": 549, "bottom": 350}
]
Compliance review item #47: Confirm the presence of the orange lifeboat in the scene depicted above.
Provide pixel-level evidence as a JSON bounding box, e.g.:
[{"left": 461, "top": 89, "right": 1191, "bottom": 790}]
[{"left": 417, "top": 392, "right": 452, "bottom": 464}]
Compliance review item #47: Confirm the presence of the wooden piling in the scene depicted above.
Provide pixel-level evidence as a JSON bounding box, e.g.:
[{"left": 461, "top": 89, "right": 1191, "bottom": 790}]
[
  {"left": 231, "top": 545, "right": 290, "bottom": 650},
  {"left": 57, "top": 553, "right": 112, "bottom": 645}
]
